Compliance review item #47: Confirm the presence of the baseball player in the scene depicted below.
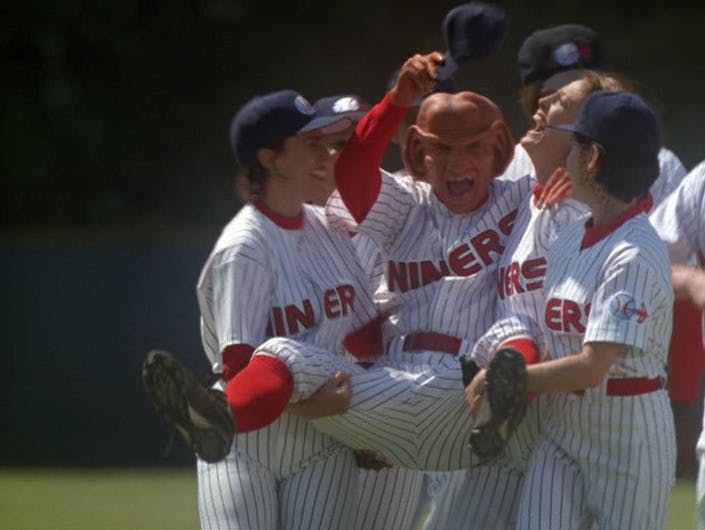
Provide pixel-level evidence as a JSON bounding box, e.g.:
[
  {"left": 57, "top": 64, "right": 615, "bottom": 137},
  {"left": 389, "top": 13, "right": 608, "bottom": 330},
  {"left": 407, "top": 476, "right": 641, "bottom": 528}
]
[
  {"left": 143, "top": 89, "right": 392, "bottom": 530},
  {"left": 509, "top": 26, "right": 701, "bottom": 470},
  {"left": 428, "top": 72, "right": 630, "bottom": 528},
  {"left": 469, "top": 91, "right": 676, "bottom": 529},
  {"left": 649, "top": 160, "right": 705, "bottom": 527}
]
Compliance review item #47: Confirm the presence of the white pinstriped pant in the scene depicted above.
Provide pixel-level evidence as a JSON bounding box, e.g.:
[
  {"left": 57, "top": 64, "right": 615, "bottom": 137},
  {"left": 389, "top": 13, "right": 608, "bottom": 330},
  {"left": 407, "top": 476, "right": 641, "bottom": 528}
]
[
  {"left": 258, "top": 336, "right": 484, "bottom": 470},
  {"left": 197, "top": 442, "right": 358, "bottom": 529},
  {"left": 255, "top": 336, "right": 524, "bottom": 529},
  {"left": 517, "top": 389, "right": 676, "bottom": 530}
]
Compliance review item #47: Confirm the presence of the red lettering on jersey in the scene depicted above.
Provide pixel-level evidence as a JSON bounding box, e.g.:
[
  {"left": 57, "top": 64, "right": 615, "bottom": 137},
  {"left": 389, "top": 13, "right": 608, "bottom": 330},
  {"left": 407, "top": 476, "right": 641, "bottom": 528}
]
[
  {"left": 497, "top": 266, "right": 506, "bottom": 299},
  {"left": 545, "top": 298, "right": 586, "bottom": 333},
  {"left": 421, "top": 260, "right": 449, "bottom": 285},
  {"left": 509, "top": 262, "right": 524, "bottom": 295},
  {"left": 563, "top": 300, "right": 585, "bottom": 333},
  {"left": 500, "top": 258, "right": 547, "bottom": 300},
  {"left": 285, "top": 300, "right": 315, "bottom": 334},
  {"left": 324, "top": 289, "right": 341, "bottom": 318},
  {"left": 270, "top": 306, "right": 286, "bottom": 336},
  {"left": 498, "top": 209, "right": 518, "bottom": 236},
  {"left": 546, "top": 299, "right": 563, "bottom": 331},
  {"left": 449, "top": 244, "right": 481, "bottom": 276},
  {"left": 522, "top": 257, "right": 547, "bottom": 291},
  {"left": 388, "top": 261, "right": 408, "bottom": 292},
  {"left": 471, "top": 230, "right": 504, "bottom": 266},
  {"left": 409, "top": 261, "right": 421, "bottom": 290},
  {"left": 324, "top": 284, "right": 356, "bottom": 318},
  {"left": 337, "top": 284, "right": 355, "bottom": 315}
]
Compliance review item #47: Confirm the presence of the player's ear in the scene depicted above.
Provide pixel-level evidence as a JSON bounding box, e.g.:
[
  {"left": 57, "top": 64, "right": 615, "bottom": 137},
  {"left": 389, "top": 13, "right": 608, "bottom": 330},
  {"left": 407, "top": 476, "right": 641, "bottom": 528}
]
[
  {"left": 403, "top": 125, "right": 428, "bottom": 179},
  {"left": 587, "top": 143, "right": 601, "bottom": 174},
  {"left": 490, "top": 121, "right": 515, "bottom": 177},
  {"left": 256, "top": 148, "right": 278, "bottom": 173}
]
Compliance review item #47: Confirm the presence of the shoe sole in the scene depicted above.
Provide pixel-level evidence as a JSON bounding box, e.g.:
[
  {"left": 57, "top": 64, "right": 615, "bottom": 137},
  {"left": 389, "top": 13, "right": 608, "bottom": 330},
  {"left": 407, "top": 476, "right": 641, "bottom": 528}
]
[{"left": 142, "top": 350, "right": 234, "bottom": 463}]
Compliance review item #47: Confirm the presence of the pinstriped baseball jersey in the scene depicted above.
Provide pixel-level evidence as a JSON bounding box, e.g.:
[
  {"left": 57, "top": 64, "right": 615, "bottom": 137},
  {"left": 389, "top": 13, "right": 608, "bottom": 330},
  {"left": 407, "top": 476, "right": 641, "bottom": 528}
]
[
  {"left": 198, "top": 202, "right": 378, "bottom": 376},
  {"left": 499, "top": 143, "right": 534, "bottom": 182},
  {"left": 195, "top": 201, "right": 379, "bottom": 529},
  {"left": 469, "top": 188, "right": 588, "bottom": 482},
  {"left": 543, "top": 212, "right": 673, "bottom": 379},
  {"left": 650, "top": 160, "right": 705, "bottom": 267},
  {"left": 650, "top": 147, "right": 688, "bottom": 205},
  {"left": 516, "top": 210, "right": 676, "bottom": 529},
  {"left": 650, "top": 160, "right": 705, "bottom": 529},
  {"left": 328, "top": 171, "right": 534, "bottom": 349}
]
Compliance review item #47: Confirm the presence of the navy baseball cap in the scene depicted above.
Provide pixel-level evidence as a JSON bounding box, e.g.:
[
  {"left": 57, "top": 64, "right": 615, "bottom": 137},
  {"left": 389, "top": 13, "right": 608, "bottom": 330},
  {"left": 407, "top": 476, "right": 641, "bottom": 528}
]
[
  {"left": 313, "top": 94, "right": 371, "bottom": 123},
  {"left": 230, "top": 90, "right": 351, "bottom": 166},
  {"left": 551, "top": 91, "right": 661, "bottom": 156},
  {"left": 439, "top": 1, "right": 509, "bottom": 81},
  {"left": 517, "top": 24, "right": 605, "bottom": 88}
]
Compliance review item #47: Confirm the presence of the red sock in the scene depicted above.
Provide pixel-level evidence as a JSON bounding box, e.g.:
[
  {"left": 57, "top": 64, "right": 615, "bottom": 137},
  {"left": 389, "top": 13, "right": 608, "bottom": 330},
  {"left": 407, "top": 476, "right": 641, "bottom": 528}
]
[
  {"left": 503, "top": 338, "right": 541, "bottom": 402},
  {"left": 225, "top": 355, "right": 293, "bottom": 433}
]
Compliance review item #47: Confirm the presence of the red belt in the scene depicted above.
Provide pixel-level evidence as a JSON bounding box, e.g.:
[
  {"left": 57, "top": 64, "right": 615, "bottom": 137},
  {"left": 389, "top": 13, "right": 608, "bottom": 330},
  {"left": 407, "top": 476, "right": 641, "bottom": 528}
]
[
  {"left": 402, "top": 332, "right": 461, "bottom": 355},
  {"left": 606, "top": 377, "right": 664, "bottom": 396}
]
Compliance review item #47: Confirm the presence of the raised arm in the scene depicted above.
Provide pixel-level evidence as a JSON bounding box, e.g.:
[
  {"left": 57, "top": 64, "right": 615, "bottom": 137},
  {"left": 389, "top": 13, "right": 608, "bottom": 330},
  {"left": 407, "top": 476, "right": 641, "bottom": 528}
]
[{"left": 335, "top": 52, "right": 443, "bottom": 223}]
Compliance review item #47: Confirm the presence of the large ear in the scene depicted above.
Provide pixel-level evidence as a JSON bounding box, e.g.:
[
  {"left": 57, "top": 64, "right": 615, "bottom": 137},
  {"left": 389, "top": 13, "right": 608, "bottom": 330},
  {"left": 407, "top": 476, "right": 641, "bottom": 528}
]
[
  {"left": 402, "top": 125, "right": 428, "bottom": 180},
  {"left": 490, "top": 120, "right": 515, "bottom": 177},
  {"left": 256, "top": 147, "right": 278, "bottom": 172}
]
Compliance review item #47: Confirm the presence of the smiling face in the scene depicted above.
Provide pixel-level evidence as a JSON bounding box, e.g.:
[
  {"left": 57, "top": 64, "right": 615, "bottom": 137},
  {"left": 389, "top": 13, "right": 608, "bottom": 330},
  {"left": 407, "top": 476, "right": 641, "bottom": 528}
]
[
  {"left": 520, "top": 79, "right": 591, "bottom": 182},
  {"left": 260, "top": 129, "right": 337, "bottom": 206},
  {"left": 408, "top": 92, "right": 513, "bottom": 214}
]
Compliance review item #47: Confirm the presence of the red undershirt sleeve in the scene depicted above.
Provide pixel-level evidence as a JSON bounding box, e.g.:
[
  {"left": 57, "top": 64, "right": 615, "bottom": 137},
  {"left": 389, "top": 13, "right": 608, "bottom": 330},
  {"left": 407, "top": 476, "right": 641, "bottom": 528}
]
[
  {"left": 502, "top": 337, "right": 541, "bottom": 365},
  {"left": 335, "top": 93, "right": 409, "bottom": 223},
  {"left": 222, "top": 343, "right": 256, "bottom": 382}
]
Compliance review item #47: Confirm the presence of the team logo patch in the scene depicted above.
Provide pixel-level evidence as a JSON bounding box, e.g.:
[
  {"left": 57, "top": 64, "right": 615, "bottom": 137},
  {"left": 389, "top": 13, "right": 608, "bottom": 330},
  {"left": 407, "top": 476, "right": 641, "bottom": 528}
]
[
  {"left": 608, "top": 291, "right": 649, "bottom": 323},
  {"left": 553, "top": 42, "right": 580, "bottom": 66},
  {"left": 294, "top": 95, "right": 315, "bottom": 115},
  {"left": 333, "top": 96, "right": 360, "bottom": 114}
]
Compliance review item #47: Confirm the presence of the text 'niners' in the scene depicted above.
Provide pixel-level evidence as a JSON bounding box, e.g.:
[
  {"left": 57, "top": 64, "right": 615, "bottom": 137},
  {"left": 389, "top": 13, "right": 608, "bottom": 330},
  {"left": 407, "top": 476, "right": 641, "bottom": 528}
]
[
  {"left": 267, "top": 284, "right": 356, "bottom": 336},
  {"left": 387, "top": 210, "right": 518, "bottom": 293}
]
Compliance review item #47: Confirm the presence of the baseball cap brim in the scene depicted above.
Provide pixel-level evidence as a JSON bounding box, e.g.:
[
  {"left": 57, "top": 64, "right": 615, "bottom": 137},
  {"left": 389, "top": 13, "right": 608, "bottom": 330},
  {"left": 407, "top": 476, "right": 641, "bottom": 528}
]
[
  {"left": 299, "top": 116, "right": 352, "bottom": 134},
  {"left": 541, "top": 69, "right": 589, "bottom": 92},
  {"left": 547, "top": 123, "right": 579, "bottom": 133}
]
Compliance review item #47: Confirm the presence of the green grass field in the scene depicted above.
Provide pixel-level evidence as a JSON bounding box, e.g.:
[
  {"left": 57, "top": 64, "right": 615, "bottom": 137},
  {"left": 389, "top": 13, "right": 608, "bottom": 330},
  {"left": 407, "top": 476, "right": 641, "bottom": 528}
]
[{"left": 0, "top": 469, "right": 698, "bottom": 529}]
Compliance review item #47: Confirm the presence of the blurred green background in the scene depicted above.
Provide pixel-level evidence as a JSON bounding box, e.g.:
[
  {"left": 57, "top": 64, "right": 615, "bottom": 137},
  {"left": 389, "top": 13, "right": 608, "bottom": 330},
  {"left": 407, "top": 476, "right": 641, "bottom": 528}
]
[
  {"left": 1, "top": 1, "right": 704, "bottom": 526},
  {"left": 0, "top": 471, "right": 698, "bottom": 529}
]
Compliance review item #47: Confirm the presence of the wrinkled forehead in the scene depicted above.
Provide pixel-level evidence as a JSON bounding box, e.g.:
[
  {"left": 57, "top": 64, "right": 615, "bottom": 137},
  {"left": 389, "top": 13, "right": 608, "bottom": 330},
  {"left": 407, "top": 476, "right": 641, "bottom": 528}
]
[{"left": 417, "top": 91, "right": 503, "bottom": 141}]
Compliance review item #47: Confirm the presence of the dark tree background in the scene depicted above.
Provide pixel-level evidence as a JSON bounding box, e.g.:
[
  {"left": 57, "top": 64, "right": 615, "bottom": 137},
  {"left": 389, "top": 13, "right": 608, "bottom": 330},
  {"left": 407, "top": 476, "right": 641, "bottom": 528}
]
[
  {"left": 3, "top": 0, "right": 704, "bottom": 231},
  {"left": 1, "top": 1, "right": 704, "bottom": 466}
]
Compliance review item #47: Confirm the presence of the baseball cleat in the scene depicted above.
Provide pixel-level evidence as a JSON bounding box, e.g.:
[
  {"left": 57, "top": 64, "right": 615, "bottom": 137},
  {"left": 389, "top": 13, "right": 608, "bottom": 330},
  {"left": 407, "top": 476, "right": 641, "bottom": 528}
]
[{"left": 142, "top": 350, "right": 236, "bottom": 463}]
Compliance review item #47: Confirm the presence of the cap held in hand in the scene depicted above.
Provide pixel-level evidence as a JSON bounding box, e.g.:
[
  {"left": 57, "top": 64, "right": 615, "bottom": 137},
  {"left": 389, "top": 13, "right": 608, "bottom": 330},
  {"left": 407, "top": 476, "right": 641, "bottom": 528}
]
[{"left": 438, "top": 2, "right": 509, "bottom": 81}]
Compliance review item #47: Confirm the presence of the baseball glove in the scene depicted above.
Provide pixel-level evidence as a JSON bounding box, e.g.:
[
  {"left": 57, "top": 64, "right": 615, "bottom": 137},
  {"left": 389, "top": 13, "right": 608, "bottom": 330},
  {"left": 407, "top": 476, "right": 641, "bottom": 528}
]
[{"left": 469, "top": 347, "right": 528, "bottom": 460}]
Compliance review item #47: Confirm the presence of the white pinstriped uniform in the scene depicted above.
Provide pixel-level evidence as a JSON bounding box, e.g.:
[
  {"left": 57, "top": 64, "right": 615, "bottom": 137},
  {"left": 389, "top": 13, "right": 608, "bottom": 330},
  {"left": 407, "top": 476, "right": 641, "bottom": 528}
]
[
  {"left": 196, "top": 202, "right": 379, "bottom": 530},
  {"left": 428, "top": 182, "right": 588, "bottom": 528},
  {"left": 253, "top": 170, "right": 533, "bottom": 529},
  {"left": 650, "top": 160, "right": 705, "bottom": 528},
  {"left": 499, "top": 143, "right": 534, "bottom": 182},
  {"left": 517, "top": 211, "right": 676, "bottom": 529},
  {"left": 651, "top": 147, "right": 688, "bottom": 205}
]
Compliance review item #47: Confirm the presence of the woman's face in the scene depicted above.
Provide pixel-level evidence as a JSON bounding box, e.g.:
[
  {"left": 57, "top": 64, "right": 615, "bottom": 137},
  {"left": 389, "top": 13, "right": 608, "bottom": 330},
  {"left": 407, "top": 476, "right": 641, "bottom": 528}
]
[
  {"left": 520, "top": 79, "right": 590, "bottom": 181},
  {"left": 269, "top": 129, "right": 337, "bottom": 204}
]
